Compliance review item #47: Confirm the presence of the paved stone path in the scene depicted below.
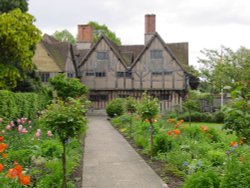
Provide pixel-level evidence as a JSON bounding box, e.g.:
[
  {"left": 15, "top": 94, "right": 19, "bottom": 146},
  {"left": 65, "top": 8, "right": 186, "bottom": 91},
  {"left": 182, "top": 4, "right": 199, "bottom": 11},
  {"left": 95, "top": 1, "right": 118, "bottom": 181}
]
[{"left": 82, "top": 116, "right": 168, "bottom": 188}]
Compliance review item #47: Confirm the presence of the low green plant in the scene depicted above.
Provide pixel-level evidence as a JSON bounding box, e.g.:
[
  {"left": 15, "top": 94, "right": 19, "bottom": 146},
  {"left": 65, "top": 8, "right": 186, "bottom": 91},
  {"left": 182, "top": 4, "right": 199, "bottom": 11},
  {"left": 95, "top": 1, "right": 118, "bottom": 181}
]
[
  {"left": 106, "top": 98, "right": 124, "bottom": 118},
  {"left": 49, "top": 74, "right": 88, "bottom": 100},
  {"left": 182, "top": 169, "right": 220, "bottom": 188},
  {"left": 39, "top": 98, "right": 87, "bottom": 188}
]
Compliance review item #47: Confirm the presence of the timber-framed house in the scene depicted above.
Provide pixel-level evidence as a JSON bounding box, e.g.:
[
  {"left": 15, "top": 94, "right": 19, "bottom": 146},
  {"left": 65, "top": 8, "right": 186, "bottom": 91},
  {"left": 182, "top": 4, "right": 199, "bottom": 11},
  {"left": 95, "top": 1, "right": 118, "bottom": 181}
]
[{"left": 76, "top": 14, "right": 192, "bottom": 111}]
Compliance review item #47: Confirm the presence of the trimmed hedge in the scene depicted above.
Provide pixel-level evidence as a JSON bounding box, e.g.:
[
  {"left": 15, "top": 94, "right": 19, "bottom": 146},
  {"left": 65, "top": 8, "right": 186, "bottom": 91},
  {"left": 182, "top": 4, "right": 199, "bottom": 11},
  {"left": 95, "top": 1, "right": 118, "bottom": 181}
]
[
  {"left": 164, "top": 111, "right": 225, "bottom": 123},
  {"left": 106, "top": 98, "right": 124, "bottom": 118},
  {"left": 0, "top": 90, "right": 50, "bottom": 120}
]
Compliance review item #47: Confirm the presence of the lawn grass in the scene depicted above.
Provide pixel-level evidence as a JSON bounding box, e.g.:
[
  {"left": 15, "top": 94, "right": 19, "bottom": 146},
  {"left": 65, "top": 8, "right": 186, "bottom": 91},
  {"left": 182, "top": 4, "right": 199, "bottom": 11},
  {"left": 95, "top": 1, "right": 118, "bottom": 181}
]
[{"left": 182, "top": 122, "right": 224, "bottom": 129}]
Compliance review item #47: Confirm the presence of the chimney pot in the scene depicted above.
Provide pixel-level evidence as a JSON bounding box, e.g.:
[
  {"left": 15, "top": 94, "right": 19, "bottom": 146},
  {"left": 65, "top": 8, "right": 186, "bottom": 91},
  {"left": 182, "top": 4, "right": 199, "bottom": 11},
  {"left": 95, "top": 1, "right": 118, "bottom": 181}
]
[
  {"left": 145, "top": 14, "right": 156, "bottom": 34},
  {"left": 77, "top": 24, "right": 93, "bottom": 50},
  {"left": 77, "top": 25, "right": 93, "bottom": 43}
]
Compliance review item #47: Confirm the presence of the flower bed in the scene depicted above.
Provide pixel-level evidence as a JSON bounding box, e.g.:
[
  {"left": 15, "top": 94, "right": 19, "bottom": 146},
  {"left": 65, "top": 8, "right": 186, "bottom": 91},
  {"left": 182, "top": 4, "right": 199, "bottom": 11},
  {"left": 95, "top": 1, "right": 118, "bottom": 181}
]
[{"left": 111, "top": 113, "right": 250, "bottom": 188}]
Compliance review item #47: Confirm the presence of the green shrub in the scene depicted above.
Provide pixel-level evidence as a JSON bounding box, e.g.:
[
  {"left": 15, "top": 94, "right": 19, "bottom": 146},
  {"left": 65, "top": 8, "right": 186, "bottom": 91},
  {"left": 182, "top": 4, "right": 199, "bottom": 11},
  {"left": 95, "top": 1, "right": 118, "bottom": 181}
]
[
  {"left": 154, "top": 132, "right": 173, "bottom": 153},
  {"left": 134, "top": 134, "right": 148, "bottom": 149},
  {"left": 207, "top": 150, "right": 227, "bottom": 166},
  {"left": 182, "top": 170, "right": 220, "bottom": 188},
  {"left": 220, "top": 157, "right": 250, "bottom": 188},
  {"left": 106, "top": 98, "right": 124, "bottom": 118},
  {"left": 49, "top": 74, "right": 88, "bottom": 100},
  {"left": 0, "top": 90, "right": 50, "bottom": 120}
]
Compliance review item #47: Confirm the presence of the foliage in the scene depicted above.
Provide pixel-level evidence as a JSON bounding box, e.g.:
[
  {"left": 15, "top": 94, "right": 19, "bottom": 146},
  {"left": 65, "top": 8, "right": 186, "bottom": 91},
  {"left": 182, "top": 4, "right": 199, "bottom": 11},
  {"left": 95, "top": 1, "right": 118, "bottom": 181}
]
[
  {"left": 137, "top": 93, "right": 159, "bottom": 121},
  {"left": 39, "top": 98, "right": 87, "bottom": 188},
  {"left": 88, "top": 21, "right": 121, "bottom": 45},
  {"left": 220, "top": 156, "right": 250, "bottom": 188},
  {"left": 182, "top": 170, "right": 220, "bottom": 188},
  {"left": 0, "top": 90, "right": 50, "bottom": 120},
  {"left": 223, "top": 86, "right": 250, "bottom": 144},
  {"left": 0, "top": 9, "right": 42, "bottom": 89},
  {"left": 39, "top": 98, "right": 87, "bottom": 143},
  {"left": 125, "top": 97, "right": 137, "bottom": 113},
  {"left": 106, "top": 98, "right": 124, "bottom": 118},
  {"left": 137, "top": 93, "right": 159, "bottom": 156},
  {"left": 52, "top": 29, "right": 76, "bottom": 44},
  {"left": 198, "top": 46, "right": 250, "bottom": 94},
  {"left": 0, "top": 0, "right": 28, "bottom": 13},
  {"left": 49, "top": 74, "right": 88, "bottom": 101}
]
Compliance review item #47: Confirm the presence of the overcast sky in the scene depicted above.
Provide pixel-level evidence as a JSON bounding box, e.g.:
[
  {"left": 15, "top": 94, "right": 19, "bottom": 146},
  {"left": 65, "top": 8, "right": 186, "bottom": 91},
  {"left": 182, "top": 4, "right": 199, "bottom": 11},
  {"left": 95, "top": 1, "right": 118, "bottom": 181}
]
[{"left": 28, "top": 0, "right": 250, "bottom": 67}]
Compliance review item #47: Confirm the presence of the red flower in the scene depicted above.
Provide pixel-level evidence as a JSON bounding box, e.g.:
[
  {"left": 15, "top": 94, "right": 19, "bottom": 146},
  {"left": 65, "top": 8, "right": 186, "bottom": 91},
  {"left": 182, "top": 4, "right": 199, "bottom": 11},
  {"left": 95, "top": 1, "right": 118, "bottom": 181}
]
[
  {"left": 0, "top": 143, "right": 7, "bottom": 152},
  {"left": 0, "top": 136, "right": 4, "bottom": 142},
  {"left": 173, "top": 129, "right": 181, "bottom": 135},
  {"left": 0, "top": 163, "right": 4, "bottom": 172},
  {"left": 230, "top": 141, "right": 238, "bottom": 148},
  {"left": 7, "top": 168, "right": 18, "bottom": 178},
  {"left": 200, "top": 125, "right": 208, "bottom": 132},
  {"left": 14, "top": 165, "right": 22, "bottom": 175},
  {"left": 19, "top": 173, "right": 31, "bottom": 185},
  {"left": 167, "top": 131, "right": 173, "bottom": 136},
  {"left": 2, "top": 153, "right": 7, "bottom": 158}
]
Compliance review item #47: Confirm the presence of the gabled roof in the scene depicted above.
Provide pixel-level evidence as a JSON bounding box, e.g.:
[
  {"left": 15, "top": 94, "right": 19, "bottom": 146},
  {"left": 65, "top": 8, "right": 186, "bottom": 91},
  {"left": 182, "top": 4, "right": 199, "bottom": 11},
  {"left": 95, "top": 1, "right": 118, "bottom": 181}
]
[
  {"left": 32, "top": 42, "right": 62, "bottom": 72},
  {"left": 41, "top": 35, "right": 70, "bottom": 71},
  {"left": 78, "top": 35, "right": 129, "bottom": 69},
  {"left": 77, "top": 33, "right": 189, "bottom": 73},
  {"left": 129, "top": 32, "right": 187, "bottom": 72}
]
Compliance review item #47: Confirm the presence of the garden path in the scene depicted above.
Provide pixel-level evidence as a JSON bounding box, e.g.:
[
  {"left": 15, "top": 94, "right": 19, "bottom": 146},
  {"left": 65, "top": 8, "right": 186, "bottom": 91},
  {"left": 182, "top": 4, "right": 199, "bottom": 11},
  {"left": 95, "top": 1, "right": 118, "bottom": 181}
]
[{"left": 82, "top": 116, "right": 168, "bottom": 188}]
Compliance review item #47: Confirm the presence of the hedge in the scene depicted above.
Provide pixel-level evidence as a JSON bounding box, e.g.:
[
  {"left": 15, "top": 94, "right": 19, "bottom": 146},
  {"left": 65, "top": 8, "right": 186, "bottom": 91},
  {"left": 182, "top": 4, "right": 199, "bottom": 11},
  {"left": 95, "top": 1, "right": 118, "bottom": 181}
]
[{"left": 0, "top": 90, "right": 50, "bottom": 120}]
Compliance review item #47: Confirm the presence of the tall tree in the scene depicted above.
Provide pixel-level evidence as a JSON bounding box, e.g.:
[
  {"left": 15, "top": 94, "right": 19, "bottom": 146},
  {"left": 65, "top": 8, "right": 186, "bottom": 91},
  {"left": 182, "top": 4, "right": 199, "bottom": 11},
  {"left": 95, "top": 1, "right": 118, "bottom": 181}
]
[
  {"left": 88, "top": 21, "right": 121, "bottom": 45},
  {"left": 52, "top": 29, "right": 76, "bottom": 44},
  {"left": 0, "top": 9, "right": 41, "bottom": 89},
  {"left": 198, "top": 46, "right": 250, "bottom": 94},
  {"left": 0, "top": 0, "right": 28, "bottom": 13}
]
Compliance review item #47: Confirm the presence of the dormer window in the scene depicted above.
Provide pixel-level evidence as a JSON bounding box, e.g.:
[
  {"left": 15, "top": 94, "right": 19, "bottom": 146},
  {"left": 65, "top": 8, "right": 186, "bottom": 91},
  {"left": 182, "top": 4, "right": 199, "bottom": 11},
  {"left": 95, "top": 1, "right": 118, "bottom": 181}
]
[
  {"left": 150, "top": 50, "right": 163, "bottom": 60},
  {"left": 97, "top": 52, "right": 108, "bottom": 60}
]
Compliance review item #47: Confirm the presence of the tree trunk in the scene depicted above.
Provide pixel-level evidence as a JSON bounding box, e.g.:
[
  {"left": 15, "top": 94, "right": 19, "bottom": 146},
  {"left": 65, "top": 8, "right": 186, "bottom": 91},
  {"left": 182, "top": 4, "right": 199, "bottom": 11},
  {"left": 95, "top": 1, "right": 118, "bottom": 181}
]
[
  {"left": 188, "top": 110, "right": 191, "bottom": 126},
  {"left": 149, "top": 120, "right": 154, "bottom": 157},
  {"left": 62, "top": 141, "right": 67, "bottom": 188},
  {"left": 129, "top": 114, "right": 133, "bottom": 137}
]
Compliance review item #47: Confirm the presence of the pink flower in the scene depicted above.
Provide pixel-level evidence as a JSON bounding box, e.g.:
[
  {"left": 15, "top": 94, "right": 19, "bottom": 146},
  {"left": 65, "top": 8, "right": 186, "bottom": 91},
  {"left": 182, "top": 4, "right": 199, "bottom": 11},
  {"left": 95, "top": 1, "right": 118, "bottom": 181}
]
[
  {"left": 47, "top": 130, "right": 53, "bottom": 137},
  {"left": 29, "top": 126, "right": 32, "bottom": 129},
  {"left": 28, "top": 121, "right": 31, "bottom": 125},
  {"left": 35, "top": 130, "right": 41, "bottom": 139},
  {"left": 1, "top": 130, "right": 5, "bottom": 134},
  {"left": 0, "top": 118, "right": 3, "bottom": 123},
  {"left": 18, "top": 125, "right": 23, "bottom": 133},
  {"left": 17, "top": 119, "right": 21, "bottom": 124},
  {"left": 10, "top": 121, "right": 14, "bottom": 127},
  {"left": 21, "top": 128, "right": 28, "bottom": 134},
  {"left": 6, "top": 125, "right": 12, "bottom": 130}
]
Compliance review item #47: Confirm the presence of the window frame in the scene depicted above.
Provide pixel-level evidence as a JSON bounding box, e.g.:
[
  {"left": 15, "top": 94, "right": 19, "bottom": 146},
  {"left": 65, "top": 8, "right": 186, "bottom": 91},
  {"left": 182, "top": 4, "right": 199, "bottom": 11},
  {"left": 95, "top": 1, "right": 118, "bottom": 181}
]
[
  {"left": 97, "top": 51, "right": 109, "bottom": 61},
  {"left": 150, "top": 50, "right": 163, "bottom": 60}
]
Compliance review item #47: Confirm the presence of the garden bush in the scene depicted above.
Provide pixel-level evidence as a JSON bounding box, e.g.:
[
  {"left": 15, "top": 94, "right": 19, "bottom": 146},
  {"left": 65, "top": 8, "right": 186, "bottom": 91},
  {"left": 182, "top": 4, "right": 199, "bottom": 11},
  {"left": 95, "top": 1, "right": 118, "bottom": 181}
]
[
  {"left": 106, "top": 98, "right": 125, "bottom": 118},
  {"left": 182, "top": 169, "right": 220, "bottom": 188},
  {"left": 0, "top": 90, "right": 50, "bottom": 120}
]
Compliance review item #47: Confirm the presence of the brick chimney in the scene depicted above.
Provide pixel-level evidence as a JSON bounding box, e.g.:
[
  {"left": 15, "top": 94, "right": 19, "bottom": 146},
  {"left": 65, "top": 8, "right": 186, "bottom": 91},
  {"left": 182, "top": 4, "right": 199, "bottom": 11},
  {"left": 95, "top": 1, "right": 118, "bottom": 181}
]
[
  {"left": 76, "top": 24, "right": 93, "bottom": 50},
  {"left": 145, "top": 14, "right": 156, "bottom": 44}
]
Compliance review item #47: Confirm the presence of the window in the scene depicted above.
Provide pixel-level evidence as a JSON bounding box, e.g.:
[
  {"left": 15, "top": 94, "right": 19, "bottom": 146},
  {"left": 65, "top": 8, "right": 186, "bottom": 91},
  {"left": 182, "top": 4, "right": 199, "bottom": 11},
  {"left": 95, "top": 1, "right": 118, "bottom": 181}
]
[
  {"left": 118, "top": 94, "right": 129, "bottom": 98},
  {"left": 152, "top": 71, "right": 173, "bottom": 76},
  {"left": 86, "top": 72, "right": 95, "bottom": 76},
  {"left": 152, "top": 72, "right": 162, "bottom": 76},
  {"left": 67, "top": 73, "right": 74, "bottom": 78},
  {"left": 164, "top": 71, "right": 172, "bottom": 75},
  {"left": 150, "top": 50, "right": 163, "bottom": 60},
  {"left": 97, "top": 52, "right": 108, "bottom": 60},
  {"left": 41, "top": 72, "right": 50, "bottom": 82},
  {"left": 95, "top": 72, "right": 106, "bottom": 77},
  {"left": 116, "top": 71, "right": 132, "bottom": 78},
  {"left": 159, "top": 94, "right": 170, "bottom": 100},
  {"left": 89, "top": 95, "right": 108, "bottom": 101}
]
